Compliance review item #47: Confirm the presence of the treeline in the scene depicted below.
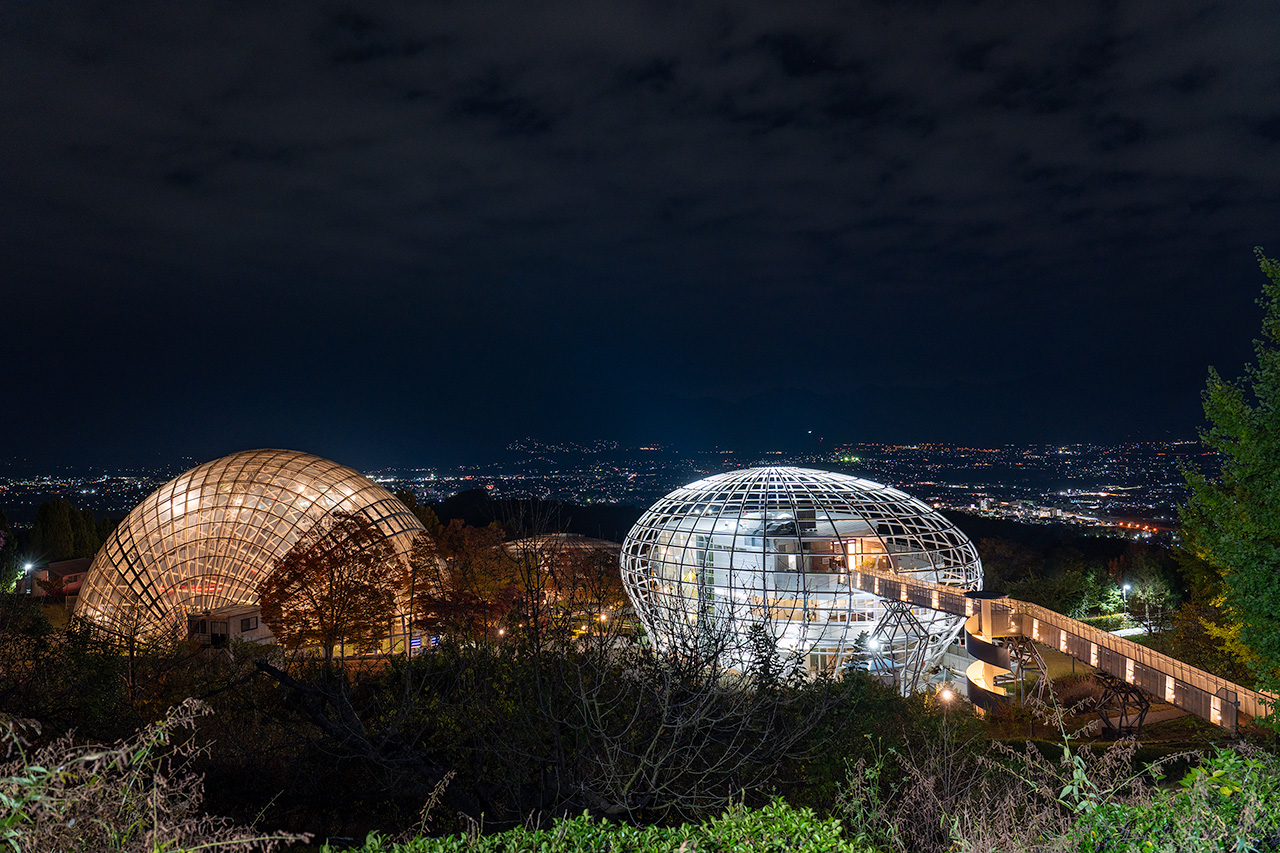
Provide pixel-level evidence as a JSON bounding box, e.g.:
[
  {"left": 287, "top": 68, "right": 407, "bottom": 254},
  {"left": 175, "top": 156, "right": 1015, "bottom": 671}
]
[
  {"left": 405, "top": 487, "right": 644, "bottom": 544},
  {"left": 0, "top": 575, "right": 920, "bottom": 844},
  {"left": 0, "top": 497, "right": 119, "bottom": 566},
  {"left": 0, "top": 509, "right": 14, "bottom": 590},
  {"left": 28, "top": 497, "right": 117, "bottom": 561}
]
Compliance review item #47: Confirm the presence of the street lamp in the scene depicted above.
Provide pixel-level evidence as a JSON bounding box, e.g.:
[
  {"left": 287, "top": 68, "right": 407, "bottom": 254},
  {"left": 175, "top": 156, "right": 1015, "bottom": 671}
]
[{"left": 1122, "top": 583, "right": 1131, "bottom": 604}]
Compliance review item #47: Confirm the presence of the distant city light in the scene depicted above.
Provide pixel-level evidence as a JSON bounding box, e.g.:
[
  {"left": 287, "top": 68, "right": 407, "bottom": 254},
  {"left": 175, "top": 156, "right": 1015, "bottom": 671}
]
[{"left": 0, "top": 439, "right": 1194, "bottom": 545}]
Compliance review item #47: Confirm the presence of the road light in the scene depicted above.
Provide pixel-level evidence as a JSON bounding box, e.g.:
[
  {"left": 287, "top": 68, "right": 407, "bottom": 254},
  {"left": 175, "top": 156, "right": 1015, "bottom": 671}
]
[
  {"left": 1122, "top": 583, "right": 1131, "bottom": 604},
  {"left": 939, "top": 684, "right": 955, "bottom": 719}
]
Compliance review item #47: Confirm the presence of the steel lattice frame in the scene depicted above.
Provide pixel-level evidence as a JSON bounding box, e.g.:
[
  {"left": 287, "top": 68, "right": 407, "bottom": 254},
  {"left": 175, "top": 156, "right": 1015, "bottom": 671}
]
[
  {"left": 620, "top": 467, "right": 982, "bottom": 686},
  {"left": 75, "top": 449, "right": 424, "bottom": 638}
]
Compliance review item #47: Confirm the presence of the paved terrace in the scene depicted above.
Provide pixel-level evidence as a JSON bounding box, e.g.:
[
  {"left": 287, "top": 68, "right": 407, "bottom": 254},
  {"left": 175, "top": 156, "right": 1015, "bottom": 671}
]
[{"left": 848, "top": 564, "right": 1270, "bottom": 731}]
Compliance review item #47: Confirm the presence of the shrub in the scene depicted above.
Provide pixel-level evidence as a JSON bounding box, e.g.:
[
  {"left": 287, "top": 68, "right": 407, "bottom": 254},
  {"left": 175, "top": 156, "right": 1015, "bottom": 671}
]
[
  {"left": 1077, "top": 613, "right": 1128, "bottom": 632},
  {"left": 1070, "top": 745, "right": 1280, "bottom": 852},
  {"left": 0, "top": 698, "right": 305, "bottom": 853},
  {"left": 327, "top": 799, "right": 877, "bottom": 852},
  {"left": 1049, "top": 674, "right": 1100, "bottom": 713}
]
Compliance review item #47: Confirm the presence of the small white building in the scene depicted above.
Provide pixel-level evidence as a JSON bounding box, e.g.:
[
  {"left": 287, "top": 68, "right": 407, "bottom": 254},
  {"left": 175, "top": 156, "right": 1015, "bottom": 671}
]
[{"left": 187, "top": 604, "right": 275, "bottom": 647}]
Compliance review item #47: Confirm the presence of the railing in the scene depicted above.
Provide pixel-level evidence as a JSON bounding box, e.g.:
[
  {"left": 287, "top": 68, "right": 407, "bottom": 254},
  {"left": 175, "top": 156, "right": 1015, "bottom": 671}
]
[{"left": 848, "top": 564, "right": 1271, "bottom": 730}]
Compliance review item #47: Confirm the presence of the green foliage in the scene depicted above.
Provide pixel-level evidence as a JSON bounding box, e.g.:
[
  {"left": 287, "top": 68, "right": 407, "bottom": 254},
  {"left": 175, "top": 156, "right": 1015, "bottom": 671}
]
[
  {"left": 982, "top": 537, "right": 1140, "bottom": 621},
  {"left": 1070, "top": 746, "right": 1280, "bottom": 852},
  {"left": 1163, "top": 600, "right": 1253, "bottom": 684},
  {"left": 1004, "top": 567, "right": 1096, "bottom": 616},
  {"left": 834, "top": 740, "right": 904, "bottom": 853},
  {"left": 1077, "top": 613, "right": 1129, "bottom": 632},
  {"left": 326, "top": 799, "right": 875, "bottom": 853},
  {"left": 1182, "top": 249, "right": 1280, "bottom": 714}
]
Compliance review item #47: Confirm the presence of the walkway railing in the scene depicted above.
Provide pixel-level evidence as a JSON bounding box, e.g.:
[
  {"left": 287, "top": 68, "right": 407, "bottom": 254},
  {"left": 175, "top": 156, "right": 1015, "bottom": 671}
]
[{"left": 848, "top": 564, "right": 1271, "bottom": 731}]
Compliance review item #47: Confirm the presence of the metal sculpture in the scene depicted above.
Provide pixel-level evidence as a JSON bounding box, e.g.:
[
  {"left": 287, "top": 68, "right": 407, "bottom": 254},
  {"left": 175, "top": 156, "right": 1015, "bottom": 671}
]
[{"left": 620, "top": 467, "right": 982, "bottom": 689}]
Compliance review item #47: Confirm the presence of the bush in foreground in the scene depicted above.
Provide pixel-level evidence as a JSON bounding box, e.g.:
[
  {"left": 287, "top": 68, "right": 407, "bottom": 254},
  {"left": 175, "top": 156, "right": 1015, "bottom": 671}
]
[
  {"left": 328, "top": 799, "right": 874, "bottom": 853},
  {"left": 0, "top": 698, "right": 304, "bottom": 853},
  {"left": 1069, "top": 745, "right": 1280, "bottom": 853}
]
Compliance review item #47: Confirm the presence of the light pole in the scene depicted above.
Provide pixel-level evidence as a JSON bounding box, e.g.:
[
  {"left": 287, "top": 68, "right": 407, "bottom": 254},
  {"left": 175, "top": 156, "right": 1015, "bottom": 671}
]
[
  {"left": 1122, "top": 583, "right": 1131, "bottom": 605},
  {"left": 938, "top": 684, "right": 955, "bottom": 724}
]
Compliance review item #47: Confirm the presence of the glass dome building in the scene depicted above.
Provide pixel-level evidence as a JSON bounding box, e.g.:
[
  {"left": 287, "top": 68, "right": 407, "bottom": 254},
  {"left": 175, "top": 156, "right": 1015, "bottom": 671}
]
[
  {"left": 75, "top": 449, "right": 424, "bottom": 638},
  {"left": 620, "top": 467, "right": 982, "bottom": 690}
]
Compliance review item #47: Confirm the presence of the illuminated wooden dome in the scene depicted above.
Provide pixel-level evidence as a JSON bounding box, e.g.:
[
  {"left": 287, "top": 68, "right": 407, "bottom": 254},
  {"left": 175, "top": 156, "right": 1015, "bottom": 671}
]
[{"left": 75, "top": 449, "right": 423, "bottom": 637}]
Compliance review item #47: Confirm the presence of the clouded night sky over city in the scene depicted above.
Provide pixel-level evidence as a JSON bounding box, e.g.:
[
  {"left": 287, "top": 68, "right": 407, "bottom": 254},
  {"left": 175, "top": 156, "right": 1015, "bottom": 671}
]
[{"left": 4, "top": 0, "right": 1279, "bottom": 469}]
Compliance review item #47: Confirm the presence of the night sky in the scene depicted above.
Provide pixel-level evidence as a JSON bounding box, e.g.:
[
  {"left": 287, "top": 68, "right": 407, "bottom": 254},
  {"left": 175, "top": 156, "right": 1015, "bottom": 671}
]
[{"left": 4, "top": 1, "right": 1279, "bottom": 470}]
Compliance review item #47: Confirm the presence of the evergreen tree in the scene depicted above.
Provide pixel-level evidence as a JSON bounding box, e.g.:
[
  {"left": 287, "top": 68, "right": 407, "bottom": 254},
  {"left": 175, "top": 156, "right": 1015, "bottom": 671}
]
[
  {"left": 1182, "top": 249, "right": 1280, "bottom": 719},
  {"left": 28, "top": 500, "right": 111, "bottom": 561},
  {"left": 71, "top": 506, "right": 101, "bottom": 558},
  {"left": 30, "top": 499, "right": 75, "bottom": 561},
  {"left": 0, "top": 507, "right": 16, "bottom": 591},
  {"left": 95, "top": 514, "right": 118, "bottom": 545}
]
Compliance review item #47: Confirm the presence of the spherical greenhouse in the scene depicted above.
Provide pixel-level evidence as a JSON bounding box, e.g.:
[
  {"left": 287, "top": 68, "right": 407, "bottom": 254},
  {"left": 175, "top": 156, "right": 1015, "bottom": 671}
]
[
  {"left": 620, "top": 467, "right": 982, "bottom": 688},
  {"left": 75, "top": 449, "right": 424, "bottom": 638}
]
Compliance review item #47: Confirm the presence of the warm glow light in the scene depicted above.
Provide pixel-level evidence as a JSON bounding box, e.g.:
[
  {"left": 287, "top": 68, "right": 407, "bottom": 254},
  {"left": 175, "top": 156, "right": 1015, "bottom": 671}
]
[
  {"left": 74, "top": 449, "right": 424, "bottom": 638},
  {"left": 940, "top": 687, "right": 954, "bottom": 702}
]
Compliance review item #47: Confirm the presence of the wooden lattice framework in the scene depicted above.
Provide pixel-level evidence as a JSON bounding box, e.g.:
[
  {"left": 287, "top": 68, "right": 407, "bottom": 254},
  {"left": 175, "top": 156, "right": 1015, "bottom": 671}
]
[{"left": 75, "top": 449, "right": 424, "bottom": 638}]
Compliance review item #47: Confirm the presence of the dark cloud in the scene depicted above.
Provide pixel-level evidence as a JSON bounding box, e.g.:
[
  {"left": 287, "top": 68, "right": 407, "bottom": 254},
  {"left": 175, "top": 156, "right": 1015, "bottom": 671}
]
[{"left": 2, "top": 0, "right": 1278, "bottom": 468}]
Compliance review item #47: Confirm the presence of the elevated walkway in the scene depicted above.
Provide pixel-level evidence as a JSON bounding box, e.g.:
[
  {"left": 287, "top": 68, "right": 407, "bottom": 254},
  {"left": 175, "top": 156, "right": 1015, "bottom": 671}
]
[{"left": 848, "top": 565, "right": 1270, "bottom": 732}]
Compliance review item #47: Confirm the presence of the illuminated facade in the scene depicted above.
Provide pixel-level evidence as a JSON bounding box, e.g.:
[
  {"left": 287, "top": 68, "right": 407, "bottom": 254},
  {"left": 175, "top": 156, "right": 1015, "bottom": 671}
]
[
  {"left": 620, "top": 467, "right": 982, "bottom": 689},
  {"left": 75, "top": 449, "right": 424, "bottom": 638}
]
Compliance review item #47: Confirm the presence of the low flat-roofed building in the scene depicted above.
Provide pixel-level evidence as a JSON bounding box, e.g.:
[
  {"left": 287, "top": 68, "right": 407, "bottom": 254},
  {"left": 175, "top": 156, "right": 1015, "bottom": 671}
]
[
  {"left": 187, "top": 604, "right": 275, "bottom": 647},
  {"left": 20, "top": 558, "right": 91, "bottom": 598}
]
